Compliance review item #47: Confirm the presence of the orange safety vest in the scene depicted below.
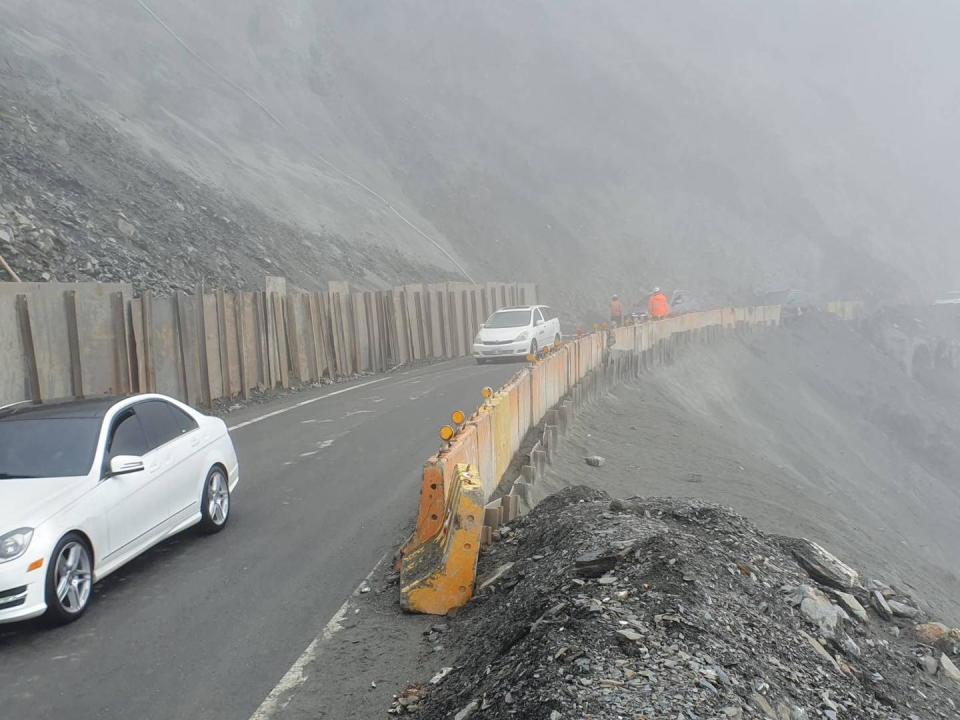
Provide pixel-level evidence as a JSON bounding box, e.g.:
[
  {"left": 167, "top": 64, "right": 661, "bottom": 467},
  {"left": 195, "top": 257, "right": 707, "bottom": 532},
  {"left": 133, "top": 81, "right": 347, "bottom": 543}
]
[{"left": 649, "top": 293, "right": 670, "bottom": 319}]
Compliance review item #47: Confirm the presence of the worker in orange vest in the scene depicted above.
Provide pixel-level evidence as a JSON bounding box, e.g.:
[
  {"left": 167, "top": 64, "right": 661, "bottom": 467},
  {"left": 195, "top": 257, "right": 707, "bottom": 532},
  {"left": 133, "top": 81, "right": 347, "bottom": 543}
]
[
  {"left": 648, "top": 287, "right": 670, "bottom": 319},
  {"left": 609, "top": 294, "right": 623, "bottom": 326}
]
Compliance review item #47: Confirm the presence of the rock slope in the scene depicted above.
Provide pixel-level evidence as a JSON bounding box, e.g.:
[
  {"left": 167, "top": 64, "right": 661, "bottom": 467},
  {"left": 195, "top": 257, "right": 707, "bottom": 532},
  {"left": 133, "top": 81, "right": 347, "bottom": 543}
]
[
  {"left": 0, "top": 71, "right": 450, "bottom": 292},
  {"left": 402, "top": 488, "right": 960, "bottom": 720}
]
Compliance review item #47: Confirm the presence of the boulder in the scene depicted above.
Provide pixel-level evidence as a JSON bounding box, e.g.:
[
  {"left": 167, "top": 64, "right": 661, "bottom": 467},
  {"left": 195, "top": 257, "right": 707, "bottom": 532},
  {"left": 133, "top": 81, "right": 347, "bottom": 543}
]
[
  {"left": 117, "top": 216, "right": 138, "bottom": 238},
  {"left": 870, "top": 591, "right": 893, "bottom": 621},
  {"left": 914, "top": 622, "right": 949, "bottom": 645},
  {"left": 940, "top": 653, "right": 960, "bottom": 684},
  {"left": 887, "top": 600, "right": 919, "bottom": 619},
  {"left": 827, "top": 590, "right": 868, "bottom": 623},
  {"left": 918, "top": 655, "right": 939, "bottom": 676},
  {"left": 778, "top": 537, "right": 859, "bottom": 590},
  {"left": 790, "top": 585, "right": 849, "bottom": 636}
]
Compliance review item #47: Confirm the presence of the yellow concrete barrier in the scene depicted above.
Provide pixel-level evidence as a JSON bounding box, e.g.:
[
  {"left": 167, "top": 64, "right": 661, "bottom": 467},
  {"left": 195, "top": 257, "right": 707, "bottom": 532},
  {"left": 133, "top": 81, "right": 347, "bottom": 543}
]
[{"left": 400, "top": 464, "right": 484, "bottom": 615}]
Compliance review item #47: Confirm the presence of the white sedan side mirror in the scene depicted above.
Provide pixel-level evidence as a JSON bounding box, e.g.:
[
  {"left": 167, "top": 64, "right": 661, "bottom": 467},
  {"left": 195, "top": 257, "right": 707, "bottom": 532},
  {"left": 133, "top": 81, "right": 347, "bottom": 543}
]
[{"left": 108, "top": 455, "right": 145, "bottom": 477}]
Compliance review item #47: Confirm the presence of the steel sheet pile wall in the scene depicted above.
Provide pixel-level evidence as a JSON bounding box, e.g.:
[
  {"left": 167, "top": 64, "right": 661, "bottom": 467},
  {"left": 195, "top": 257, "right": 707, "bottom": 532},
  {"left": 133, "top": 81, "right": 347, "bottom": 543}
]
[
  {"left": 400, "top": 304, "right": 786, "bottom": 615},
  {"left": 0, "top": 279, "right": 537, "bottom": 406}
]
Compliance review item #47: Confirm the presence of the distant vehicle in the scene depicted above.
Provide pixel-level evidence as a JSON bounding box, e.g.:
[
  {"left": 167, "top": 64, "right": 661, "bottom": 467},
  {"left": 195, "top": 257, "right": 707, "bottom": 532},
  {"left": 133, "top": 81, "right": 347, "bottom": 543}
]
[
  {"left": 934, "top": 291, "right": 960, "bottom": 305},
  {"left": 757, "top": 288, "right": 812, "bottom": 319},
  {"left": 473, "top": 305, "right": 561, "bottom": 363},
  {"left": 670, "top": 289, "right": 700, "bottom": 314},
  {"left": 0, "top": 394, "right": 239, "bottom": 625},
  {"left": 757, "top": 288, "right": 811, "bottom": 307}
]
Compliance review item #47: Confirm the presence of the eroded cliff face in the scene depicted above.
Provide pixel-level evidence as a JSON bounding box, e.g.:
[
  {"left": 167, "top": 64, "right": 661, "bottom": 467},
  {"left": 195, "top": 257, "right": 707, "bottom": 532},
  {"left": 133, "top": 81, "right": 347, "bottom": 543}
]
[{"left": 2, "top": 1, "right": 958, "bottom": 308}]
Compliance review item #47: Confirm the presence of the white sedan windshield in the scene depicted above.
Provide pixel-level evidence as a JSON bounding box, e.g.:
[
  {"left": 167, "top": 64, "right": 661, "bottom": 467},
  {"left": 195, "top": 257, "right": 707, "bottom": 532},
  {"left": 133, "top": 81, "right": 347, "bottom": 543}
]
[
  {"left": 485, "top": 310, "right": 532, "bottom": 329},
  {"left": 0, "top": 418, "right": 100, "bottom": 479}
]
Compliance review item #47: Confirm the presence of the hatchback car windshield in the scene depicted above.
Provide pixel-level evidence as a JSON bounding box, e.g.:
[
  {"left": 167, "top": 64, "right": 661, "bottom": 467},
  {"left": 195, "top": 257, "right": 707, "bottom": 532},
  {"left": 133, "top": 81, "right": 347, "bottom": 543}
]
[
  {"left": 485, "top": 310, "right": 532, "bottom": 329},
  {"left": 0, "top": 417, "right": 101, "bottom": 479}
]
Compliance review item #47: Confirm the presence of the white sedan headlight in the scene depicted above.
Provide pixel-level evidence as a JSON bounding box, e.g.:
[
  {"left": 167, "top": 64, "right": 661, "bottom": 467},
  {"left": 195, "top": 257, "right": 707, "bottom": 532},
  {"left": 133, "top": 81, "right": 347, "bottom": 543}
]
[
  {"left": 515, "top": 331, "right": 529, "bottom": 342},
  {"left": 0, "top": 528, "right": 34, "bottom": 564}
]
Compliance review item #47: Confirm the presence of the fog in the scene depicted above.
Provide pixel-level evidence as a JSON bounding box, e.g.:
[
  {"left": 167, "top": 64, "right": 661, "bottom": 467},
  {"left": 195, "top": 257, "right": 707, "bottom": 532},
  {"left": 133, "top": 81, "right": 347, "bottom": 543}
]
[{"left": 2, "top": 0, "right": 959, "bottom": 310}]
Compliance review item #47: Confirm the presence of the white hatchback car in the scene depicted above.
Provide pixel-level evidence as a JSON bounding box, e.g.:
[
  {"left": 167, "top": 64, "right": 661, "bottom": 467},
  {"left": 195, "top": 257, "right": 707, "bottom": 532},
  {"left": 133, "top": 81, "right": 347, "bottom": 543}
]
[
  {"left": 0, "top": 394, "right": 239, "bottom": 625},
  {"left": 473, "top": 305, "right": 562, "bottom": 363}
]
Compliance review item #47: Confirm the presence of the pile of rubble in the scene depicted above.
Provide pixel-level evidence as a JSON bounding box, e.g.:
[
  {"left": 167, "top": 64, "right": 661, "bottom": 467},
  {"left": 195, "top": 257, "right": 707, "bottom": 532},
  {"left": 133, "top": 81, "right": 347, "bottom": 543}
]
[{"left": 399, "top": 487, "right": 960, "bottom": 719}]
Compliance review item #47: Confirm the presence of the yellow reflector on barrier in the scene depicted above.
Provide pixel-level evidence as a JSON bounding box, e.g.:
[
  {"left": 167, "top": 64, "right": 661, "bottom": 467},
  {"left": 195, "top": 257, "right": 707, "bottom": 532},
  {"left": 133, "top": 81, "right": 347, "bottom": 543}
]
[
  {"left": 439, "top": 425, "right": 455, "bottom": 442},
  {"left": 481, "top": 386, "right": 493, "bottom": 400},
  {"left": 451, "top": 409, "right": 466, "bottom": 425},
  {"left": 526, "top": 354, "right": 536, "bottom": 363}
]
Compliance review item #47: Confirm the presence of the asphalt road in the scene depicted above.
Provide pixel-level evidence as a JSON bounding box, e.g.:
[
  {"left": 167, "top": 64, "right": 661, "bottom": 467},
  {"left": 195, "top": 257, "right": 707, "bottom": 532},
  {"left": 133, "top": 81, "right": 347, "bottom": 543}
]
[{"left": 0, "top": 358, "right": 518, "bottom": 720}]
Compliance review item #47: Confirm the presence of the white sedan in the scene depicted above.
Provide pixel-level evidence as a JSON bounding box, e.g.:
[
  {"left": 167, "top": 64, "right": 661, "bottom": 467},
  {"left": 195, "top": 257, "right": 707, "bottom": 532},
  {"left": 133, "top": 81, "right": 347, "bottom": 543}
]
[
  {"left": 0, "top": 394, "right": 239, "bottom": 625},
  {"left": 472, "top": 305, "right": 562, "bottom": 363}
]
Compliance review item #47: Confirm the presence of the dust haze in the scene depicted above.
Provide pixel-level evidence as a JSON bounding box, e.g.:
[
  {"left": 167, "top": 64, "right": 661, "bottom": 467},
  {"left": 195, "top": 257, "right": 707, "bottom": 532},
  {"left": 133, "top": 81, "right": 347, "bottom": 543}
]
[{"left": 2, "top": 1, "right": 959, "bottom": 309}]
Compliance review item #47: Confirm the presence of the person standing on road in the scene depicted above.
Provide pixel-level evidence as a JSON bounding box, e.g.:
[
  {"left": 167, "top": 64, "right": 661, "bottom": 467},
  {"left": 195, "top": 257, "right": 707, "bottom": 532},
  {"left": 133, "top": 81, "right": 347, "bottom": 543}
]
[
  {"left": 649, "top": 287, "right": 670, "bottom": 320},
  {"left": 610, "top": 294, "right": 623, "bottom": 326}
]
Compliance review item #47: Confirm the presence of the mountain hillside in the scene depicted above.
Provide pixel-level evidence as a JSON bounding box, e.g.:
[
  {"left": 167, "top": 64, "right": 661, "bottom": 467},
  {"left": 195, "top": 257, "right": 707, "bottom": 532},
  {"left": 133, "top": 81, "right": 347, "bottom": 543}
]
[{"left": 2, "top": 1, "right": 958, "bottom": 309}]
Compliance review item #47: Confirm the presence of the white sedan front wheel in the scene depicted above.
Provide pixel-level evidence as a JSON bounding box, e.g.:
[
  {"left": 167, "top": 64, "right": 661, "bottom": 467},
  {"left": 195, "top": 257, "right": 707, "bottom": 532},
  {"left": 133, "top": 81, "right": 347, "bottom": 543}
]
[
  {"left": 44, "top": 533, "right": 94, "bottom": 625},
  {"left": 200, "top": 466, "right": 230, "bottom": 534}
]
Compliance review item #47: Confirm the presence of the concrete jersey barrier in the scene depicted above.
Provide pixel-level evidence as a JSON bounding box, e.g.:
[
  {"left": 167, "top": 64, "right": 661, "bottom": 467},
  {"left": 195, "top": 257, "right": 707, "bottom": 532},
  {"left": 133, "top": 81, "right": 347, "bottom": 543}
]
[{"left": 398, "top": 301, "right": 872, "bottom": 614}]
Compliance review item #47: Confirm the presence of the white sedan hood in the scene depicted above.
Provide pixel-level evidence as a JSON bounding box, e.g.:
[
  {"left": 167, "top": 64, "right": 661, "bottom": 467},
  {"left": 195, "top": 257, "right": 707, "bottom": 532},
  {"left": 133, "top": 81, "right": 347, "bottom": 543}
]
[
  {"left": 478, "top": 326, "right": 527, "bottom": 342},
  {"left": 0, "top": 475, "right": 90, "bottom": 529}
]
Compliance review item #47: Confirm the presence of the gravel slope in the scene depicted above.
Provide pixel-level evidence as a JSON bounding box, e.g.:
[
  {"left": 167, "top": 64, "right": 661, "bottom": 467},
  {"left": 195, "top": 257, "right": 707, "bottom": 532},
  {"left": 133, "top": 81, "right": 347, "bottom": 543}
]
[{"left": 544, "top": 314, "right": 960, "bottom": 626}]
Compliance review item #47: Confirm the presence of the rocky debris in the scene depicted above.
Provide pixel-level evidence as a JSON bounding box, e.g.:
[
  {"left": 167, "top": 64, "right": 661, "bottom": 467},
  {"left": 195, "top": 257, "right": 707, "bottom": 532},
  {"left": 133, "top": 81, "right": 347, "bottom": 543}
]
[
  {"left": 574, "top": 549, "right": 620, "bottom": 578},
  {"left": 826, "top": 589, "right": 869, "bottom": 623},
  {"left": 584, "top": 455, "right": 606, "bottom": 467},
  {"left": 942, "top": 654, "right": 960, "bottom": 684},
  {"left": 407, "top": 488, "right": 960, "bottom": 720},
  {"left": 888, "top": 599, "right": 921, "bottom": 619},
  {"left": 789, "top": 585, "right": 849, "bottom": 637},
  {"left": 0, "top": 86, "right": 450, "bottom": 293},
  {"left": 871, "top": 590, "right": 895, "bottom": 621},
  {"left": 389, "top": 685, "right": 427, "bottom": 715},
  {"left": 777, "top": 537, "right": 860, "bottom": 590}
]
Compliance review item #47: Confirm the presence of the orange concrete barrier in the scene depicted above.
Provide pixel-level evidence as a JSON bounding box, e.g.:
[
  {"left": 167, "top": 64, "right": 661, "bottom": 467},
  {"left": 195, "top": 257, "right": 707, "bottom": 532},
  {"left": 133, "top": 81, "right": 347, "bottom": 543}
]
[
  {"left": 404, "top": 424, "right": 479, "bottom": 553},
  {"left": 400, "top": 464, "right": 484, "bottom": 615}
]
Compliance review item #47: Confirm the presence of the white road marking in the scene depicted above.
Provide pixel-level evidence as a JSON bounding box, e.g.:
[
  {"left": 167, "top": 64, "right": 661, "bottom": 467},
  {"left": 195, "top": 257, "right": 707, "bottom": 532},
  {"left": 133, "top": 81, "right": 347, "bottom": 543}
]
[
  {"left": 248, "top": 551, "right": 393, "bottom": 720},
  {"left": 316, "top": 439, "right": 335, "bottom": 449},
  {"left": 227, "top": 377, "right": 390, "bottom": 432},
  {"left": 343, "top": 409, "right": 375, "bottom": 417},
  {"left": 299, "top": 451, "right": 318, "bottom": 457}
]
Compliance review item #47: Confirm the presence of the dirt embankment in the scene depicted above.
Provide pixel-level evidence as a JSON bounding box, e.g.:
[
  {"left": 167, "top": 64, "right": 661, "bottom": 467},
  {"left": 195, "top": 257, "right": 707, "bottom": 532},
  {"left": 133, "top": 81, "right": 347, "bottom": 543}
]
[
  {"left": 541, "top": 313, "right": 960, "bottom": 627},
  {"left": 405, "top": 488, "right": 960, "bottom": 719}
]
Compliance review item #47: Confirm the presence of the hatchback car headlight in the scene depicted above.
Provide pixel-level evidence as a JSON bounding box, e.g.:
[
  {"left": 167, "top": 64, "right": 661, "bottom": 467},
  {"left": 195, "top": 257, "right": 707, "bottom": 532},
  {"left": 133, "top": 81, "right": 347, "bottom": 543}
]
[
  {"left": 0, "top": 528, "right": 34, "bottom": 564},
  {"left": 515, "top": 331, "right": 529, "bottom": 342}
]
